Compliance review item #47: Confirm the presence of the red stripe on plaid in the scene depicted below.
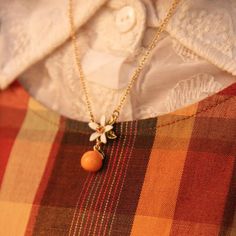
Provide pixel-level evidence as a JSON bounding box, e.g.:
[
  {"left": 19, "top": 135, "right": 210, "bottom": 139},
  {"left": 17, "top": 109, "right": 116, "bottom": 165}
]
[
  {"left": 170, "top": 115, "right": 236, "bottom": 234},
  {"left": 219, "top": 157, "right": 236, "bottom": 235},
  {"left": 0, "top": 81, "right": 29, "bottom": 186}
]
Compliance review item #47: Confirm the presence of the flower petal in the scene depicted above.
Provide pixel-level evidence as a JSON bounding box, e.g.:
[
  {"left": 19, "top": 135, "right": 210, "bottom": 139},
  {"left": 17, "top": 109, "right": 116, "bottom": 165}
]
[
  {"left": 101, "top": 133, "right": 107, "bottom": 144},
  {"left": 88, "top": 122, "right": 99, "bottom": 130},
  {"left": 105, "top": 125, "right": 113, "bottom": 132},
  {"left": 100, "top": 115, "right": 106, "bottom": 126},
  {"left": 89, "top": 132, "right": 100, "bottom": 141}
]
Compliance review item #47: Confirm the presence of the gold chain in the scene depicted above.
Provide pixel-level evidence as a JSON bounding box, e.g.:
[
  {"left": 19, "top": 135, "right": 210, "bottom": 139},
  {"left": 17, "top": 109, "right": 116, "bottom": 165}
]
[{"left": 68, "top": 0, "right": 180, "bottom": 123}]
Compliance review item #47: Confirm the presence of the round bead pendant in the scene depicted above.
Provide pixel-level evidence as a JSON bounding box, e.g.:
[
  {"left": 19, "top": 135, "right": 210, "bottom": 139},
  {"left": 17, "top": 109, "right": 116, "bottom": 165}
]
[{"left": 81, "top": 150, "right": 103, "bottom": 172}]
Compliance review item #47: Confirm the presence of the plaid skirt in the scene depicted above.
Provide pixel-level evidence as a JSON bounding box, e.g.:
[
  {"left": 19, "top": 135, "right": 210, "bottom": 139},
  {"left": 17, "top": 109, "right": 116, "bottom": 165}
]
[{"left": 0, "top": 81, "right": 236, "bottom": 236}]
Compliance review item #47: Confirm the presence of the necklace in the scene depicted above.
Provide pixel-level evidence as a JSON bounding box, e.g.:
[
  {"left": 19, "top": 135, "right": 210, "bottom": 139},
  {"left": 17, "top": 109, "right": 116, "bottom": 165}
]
[{"left": 68, "top": 0, "right": 181, "bottom": 172}]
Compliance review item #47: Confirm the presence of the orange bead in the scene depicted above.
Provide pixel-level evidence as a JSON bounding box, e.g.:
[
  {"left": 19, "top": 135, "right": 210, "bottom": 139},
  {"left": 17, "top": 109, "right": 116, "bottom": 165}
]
[{"left": 81, "top": 150, "right": 103, "bottom": 172}]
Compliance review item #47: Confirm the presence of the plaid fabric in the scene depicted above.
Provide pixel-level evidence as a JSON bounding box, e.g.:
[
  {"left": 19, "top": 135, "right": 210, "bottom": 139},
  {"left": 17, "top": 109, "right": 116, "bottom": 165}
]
[{"left": 0, "top": 81, "right": 236, "bottom": 236}]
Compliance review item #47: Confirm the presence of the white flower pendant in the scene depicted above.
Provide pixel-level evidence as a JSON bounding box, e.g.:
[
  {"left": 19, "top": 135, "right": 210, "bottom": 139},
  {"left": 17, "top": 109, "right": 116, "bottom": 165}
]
[
  {"left": 88, "top": 115, "right": 113, "bottom": 144},
  {"left": 81, "top": 115, "right": 117, "bottom": 172}
]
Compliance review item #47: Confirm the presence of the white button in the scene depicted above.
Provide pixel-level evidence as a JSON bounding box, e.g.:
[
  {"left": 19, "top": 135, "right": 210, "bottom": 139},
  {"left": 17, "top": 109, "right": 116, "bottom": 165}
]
[{"left": 115, "top": 6, "right": 136, "bottom": 33}]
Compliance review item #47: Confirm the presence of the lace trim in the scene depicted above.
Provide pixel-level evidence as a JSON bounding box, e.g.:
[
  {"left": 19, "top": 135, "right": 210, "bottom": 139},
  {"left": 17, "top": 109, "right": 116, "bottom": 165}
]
[{"left": 165, "top": 73, "right": 223, "bottom": 112}]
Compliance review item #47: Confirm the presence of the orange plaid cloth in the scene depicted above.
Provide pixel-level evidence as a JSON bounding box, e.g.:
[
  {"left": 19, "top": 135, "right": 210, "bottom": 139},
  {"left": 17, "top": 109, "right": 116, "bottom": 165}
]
[{"left": 0, "top": 81, "right": 236, "bottom": 235}]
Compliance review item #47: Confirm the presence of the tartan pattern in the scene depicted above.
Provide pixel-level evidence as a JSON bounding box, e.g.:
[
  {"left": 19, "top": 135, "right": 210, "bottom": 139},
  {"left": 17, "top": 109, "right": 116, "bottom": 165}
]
[{"left": 0, "top": 81, "right": 236, "bottom": 236}]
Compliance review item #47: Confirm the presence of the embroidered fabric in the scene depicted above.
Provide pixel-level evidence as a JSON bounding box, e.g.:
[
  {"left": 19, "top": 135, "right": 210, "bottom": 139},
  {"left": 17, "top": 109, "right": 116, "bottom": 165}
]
[
  {"left": 1, "top": 0, "right": 236, "bottom": 122},
  {"left": 165, "top": 73, "right": 223, "bottom": 112}
]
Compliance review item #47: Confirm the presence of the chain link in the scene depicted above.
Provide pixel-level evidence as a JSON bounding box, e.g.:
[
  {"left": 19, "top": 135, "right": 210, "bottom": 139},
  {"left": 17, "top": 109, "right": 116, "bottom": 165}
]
[{"left": 68, "top": 0, "right": 181, "bottom": 123}]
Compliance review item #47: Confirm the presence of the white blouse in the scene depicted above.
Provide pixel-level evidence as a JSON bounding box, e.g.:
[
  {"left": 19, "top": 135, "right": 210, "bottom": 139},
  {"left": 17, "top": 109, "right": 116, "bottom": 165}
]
[{"left": 1, "top": 0, "right": 236, "bottom": 122}]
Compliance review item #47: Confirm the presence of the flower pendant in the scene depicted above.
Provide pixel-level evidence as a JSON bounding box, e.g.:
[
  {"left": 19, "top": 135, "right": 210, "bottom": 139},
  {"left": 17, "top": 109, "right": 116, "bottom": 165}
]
[{"left": 81, "top": 115, "right": 117, "bottom": 172}]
